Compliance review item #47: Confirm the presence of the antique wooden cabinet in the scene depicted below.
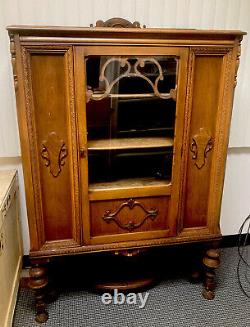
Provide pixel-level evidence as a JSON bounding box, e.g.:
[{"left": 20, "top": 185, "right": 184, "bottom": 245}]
[{"left": 8, "top": 18, "right": 245, "bottom": 323}]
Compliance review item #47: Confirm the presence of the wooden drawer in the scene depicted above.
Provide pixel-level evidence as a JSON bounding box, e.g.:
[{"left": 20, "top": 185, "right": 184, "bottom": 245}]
[{"left": 89, "top": 196, "right": 172, "bottom": 244}]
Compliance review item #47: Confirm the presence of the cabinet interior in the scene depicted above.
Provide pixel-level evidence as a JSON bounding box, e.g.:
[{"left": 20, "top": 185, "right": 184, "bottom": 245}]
[{"left": 85, "top": 55, "right": 177, "bottom": 192}]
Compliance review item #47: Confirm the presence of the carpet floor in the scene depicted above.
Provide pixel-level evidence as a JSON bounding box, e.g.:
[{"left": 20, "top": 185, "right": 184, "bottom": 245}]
[{"left": 13, "top": 246, "right": 250, "bottom": 327}]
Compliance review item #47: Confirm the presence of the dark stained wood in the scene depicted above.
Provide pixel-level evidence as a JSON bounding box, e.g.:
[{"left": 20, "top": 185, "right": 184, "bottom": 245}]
[
  {"left": 94, "top": 17, "right": 142, "bottom": 28},
  {"left": 28, "top": 264, "right": 49, "bottom": 323},
  {"left": 202, "top": 247, "right": 221, "bottom": 300},
  {"left": 95, "top": 277, "right": 155, "bottom": 291}
]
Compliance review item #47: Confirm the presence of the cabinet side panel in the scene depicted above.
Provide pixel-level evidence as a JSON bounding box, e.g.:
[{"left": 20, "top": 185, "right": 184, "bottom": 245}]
[
  {"left": 30, "top": 53, "right": 76, "bottom": 242},
  {"left": 184, "top": 56, "right": 223, "bottom": 228}
]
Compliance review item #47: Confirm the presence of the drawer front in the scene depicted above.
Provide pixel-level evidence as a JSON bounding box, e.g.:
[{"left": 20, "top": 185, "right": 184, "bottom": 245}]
[{"left": 89, "top": 196, "right": 172, "bottom": 244}]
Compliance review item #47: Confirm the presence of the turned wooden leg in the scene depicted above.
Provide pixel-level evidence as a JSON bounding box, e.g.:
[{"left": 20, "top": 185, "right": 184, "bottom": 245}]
[
  {"left": 202, "top": 248, "right": 220, "bottom": 300},
  {"left": 189, "top": 250, "right": 203, "bottom": 283},
  {"left": 28, "top": 264, "right": 49, "bottom": 323},
  {"left": 45, "top": 282, "right": 58, "bottom": 304}
]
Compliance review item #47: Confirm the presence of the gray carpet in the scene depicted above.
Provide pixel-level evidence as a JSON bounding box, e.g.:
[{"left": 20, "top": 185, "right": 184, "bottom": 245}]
[{"left": 13, "top": 246, "right": 250, "bottom": 327}]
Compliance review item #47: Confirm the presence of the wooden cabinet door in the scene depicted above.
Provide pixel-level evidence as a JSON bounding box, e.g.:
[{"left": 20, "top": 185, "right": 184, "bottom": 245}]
[
  {"left": 19, "top": 46, "right": 81, "bottom": 252},
  {"left": 74, "top": 46, "right": 189, "bottom": 245},
  {"left": 180, "top": 47, "right": 237, "bottom": 238}
]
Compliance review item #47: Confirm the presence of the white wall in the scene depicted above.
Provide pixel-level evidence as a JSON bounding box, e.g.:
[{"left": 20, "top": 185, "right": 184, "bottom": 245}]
[
  {"left": 0, "top": 0, "right": 250, "bottom": 254},
  {"left": 221, "top": 148, "right": 250, "bottom": 235}
]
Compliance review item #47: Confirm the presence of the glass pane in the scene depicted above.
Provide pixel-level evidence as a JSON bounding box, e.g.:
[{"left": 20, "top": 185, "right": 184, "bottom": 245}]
[{"left": 85, "top": 56, "right": 177, "bottom": 190}]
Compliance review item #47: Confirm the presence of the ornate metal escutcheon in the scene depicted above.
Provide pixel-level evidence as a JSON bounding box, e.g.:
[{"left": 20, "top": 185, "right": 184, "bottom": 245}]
[
  {"left": 102, "top": 198, "right": 159, "bottom": 232},
  {"left": 190, "top": 128, "right": 213, "bottom": 169},
  {"left": 41, "top": 132, "right": 68, "bottom": 177}
]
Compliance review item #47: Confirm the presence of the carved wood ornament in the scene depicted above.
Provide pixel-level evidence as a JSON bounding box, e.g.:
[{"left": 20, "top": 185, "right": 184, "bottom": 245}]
[
  {"left": 92, "top": 17, "right": 143, "bottom": 28},
  {"left": 234, "top": 37, "right": 242, "bottom": 88},
  {"left": 190, "top": 128, "right": 213, "bottom": 169},
  {"left": 41, "top": 132, "right": 68, "bottom": 177},
  {"left": 9, "top": 35, "right": 18, "bottom": 91},
  {"left": 89, "top": 57, "right": 175, "bottom": 101},
  {"left": 102, "top": 198, "right": 159, "bottom": 232}
]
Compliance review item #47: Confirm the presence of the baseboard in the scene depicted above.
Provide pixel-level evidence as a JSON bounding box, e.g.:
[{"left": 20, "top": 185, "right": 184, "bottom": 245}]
[
  {"left": 22, "top": 255, "right": 31, "bottom": 268},
  {"left": 221, "top": 233, "right": 250, "bottom": 248},
  {"left": 5, "top": 254, "right": 23, "bottom": 327}
]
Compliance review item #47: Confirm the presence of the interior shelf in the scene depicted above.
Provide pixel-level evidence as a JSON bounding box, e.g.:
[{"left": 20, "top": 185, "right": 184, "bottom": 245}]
[
  {"left": 90, "top": 92, "right": 171, "bottom": 100},
  {"left": 89, "top": 177, "right": 171, "bottom": 192},
  {"left": 88, "top": 136, "right": 174, "bottom": 151}
]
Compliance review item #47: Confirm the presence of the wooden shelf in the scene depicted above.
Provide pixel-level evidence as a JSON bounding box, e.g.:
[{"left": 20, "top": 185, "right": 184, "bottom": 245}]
[
  {"left": 91, "top": 92, "right": 171, "bottom": 100},
  {"left": 89, "top": 177, "right": 171, "bottom": 201},
  {"left": 89, "top": 177, "right": 170, "bottom": 191},
  {"left": 88, "top": 136, "right": 173, "bottom": 151}
]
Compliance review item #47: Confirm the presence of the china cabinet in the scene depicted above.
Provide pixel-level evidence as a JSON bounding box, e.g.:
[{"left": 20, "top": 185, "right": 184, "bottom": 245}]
[{"left": 8, "top": 18, "right": 245, "bottom": 322}]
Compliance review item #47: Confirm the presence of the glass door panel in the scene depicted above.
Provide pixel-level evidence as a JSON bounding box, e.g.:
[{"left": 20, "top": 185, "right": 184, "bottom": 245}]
[{"left": 85, "top": 56, "right": 177, "bottom": 192}]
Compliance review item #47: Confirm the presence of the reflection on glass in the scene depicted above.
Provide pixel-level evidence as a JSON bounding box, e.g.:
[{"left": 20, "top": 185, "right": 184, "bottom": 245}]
[{"left": 85, "top": 56, "right": 177, "bottom": 190}]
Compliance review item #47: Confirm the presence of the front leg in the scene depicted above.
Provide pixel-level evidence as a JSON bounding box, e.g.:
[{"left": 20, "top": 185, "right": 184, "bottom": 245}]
[
  {"left": 202, "top": 248, "right": 220, "bottom": 300},
  {"left": 28, "top": 262, "right": 49, "bottom": 323},
  {"left": 189, "top": 249, "right": 203, "bottom": 283}
]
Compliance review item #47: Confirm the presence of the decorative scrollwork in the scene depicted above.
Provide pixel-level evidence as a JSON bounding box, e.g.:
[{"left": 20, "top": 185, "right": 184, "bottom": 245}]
[
  {"left": 102, "top": 198, "right": 159, "bottom": 232},
  {"left": 89, "top": 57, "right": 175, "bottom": 101},
  {"left": 234, "top": 37, "right": 242, "bottom": 88},
  {"left": 93, "top": 17, "right": 143, "bottom": 28},
  {"left": 41, "top": 132, "right": 68, "bottom": 177},
  {"left": 10, "top": 35, "right": 18, "bottom": 91},
  {"left": 190, "top": 128, "right": 213, "bottom": 169}
]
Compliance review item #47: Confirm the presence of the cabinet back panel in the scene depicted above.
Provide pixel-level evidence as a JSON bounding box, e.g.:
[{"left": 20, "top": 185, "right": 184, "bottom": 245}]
[
  {"left": 184, "top": 56, "right": 223, "bottom": 228},
  {"left": 30, "top": 54, "right": 74, "bottom": 241}
]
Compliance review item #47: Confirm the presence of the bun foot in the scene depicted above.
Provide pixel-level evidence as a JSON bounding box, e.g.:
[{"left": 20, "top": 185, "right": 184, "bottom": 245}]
[
  {"left": 46, "top": 287, "right": 58, "bottom": 303},
  {"left": 202, "top": 289, "right": 215, "bottom": 300},
  {"left": 202, "top": 247, "right": 220, "bottom": 300},
  {"left": 29, "top": 262, "right": 49, "bottom": 323},
  {"left": 35, "top": 312, "right": 48, "bottom": 323},
  {"left": 190, "top": 270, "right": 201, "bottom": 283}
]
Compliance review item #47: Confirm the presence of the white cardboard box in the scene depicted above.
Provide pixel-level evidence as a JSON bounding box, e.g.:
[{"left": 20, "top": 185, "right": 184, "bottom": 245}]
[{"left": 0, "top": 170, "right": 23, "bottom": 327}]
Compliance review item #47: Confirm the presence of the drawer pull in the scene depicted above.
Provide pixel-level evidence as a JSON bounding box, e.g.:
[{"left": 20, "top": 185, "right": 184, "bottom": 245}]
[{"left": 102, "top": 198, "right": 158, "bottom": 232}]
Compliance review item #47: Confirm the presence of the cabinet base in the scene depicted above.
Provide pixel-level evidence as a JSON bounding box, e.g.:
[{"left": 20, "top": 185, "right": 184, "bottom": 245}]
[{"left": 95, "top": 276, "right": 156, "bottom": 291}]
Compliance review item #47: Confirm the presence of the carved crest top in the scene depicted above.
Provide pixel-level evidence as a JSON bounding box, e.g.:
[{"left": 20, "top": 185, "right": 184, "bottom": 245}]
[{"left": 93, "top": 18, "right": 144, "bottom": 28}]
